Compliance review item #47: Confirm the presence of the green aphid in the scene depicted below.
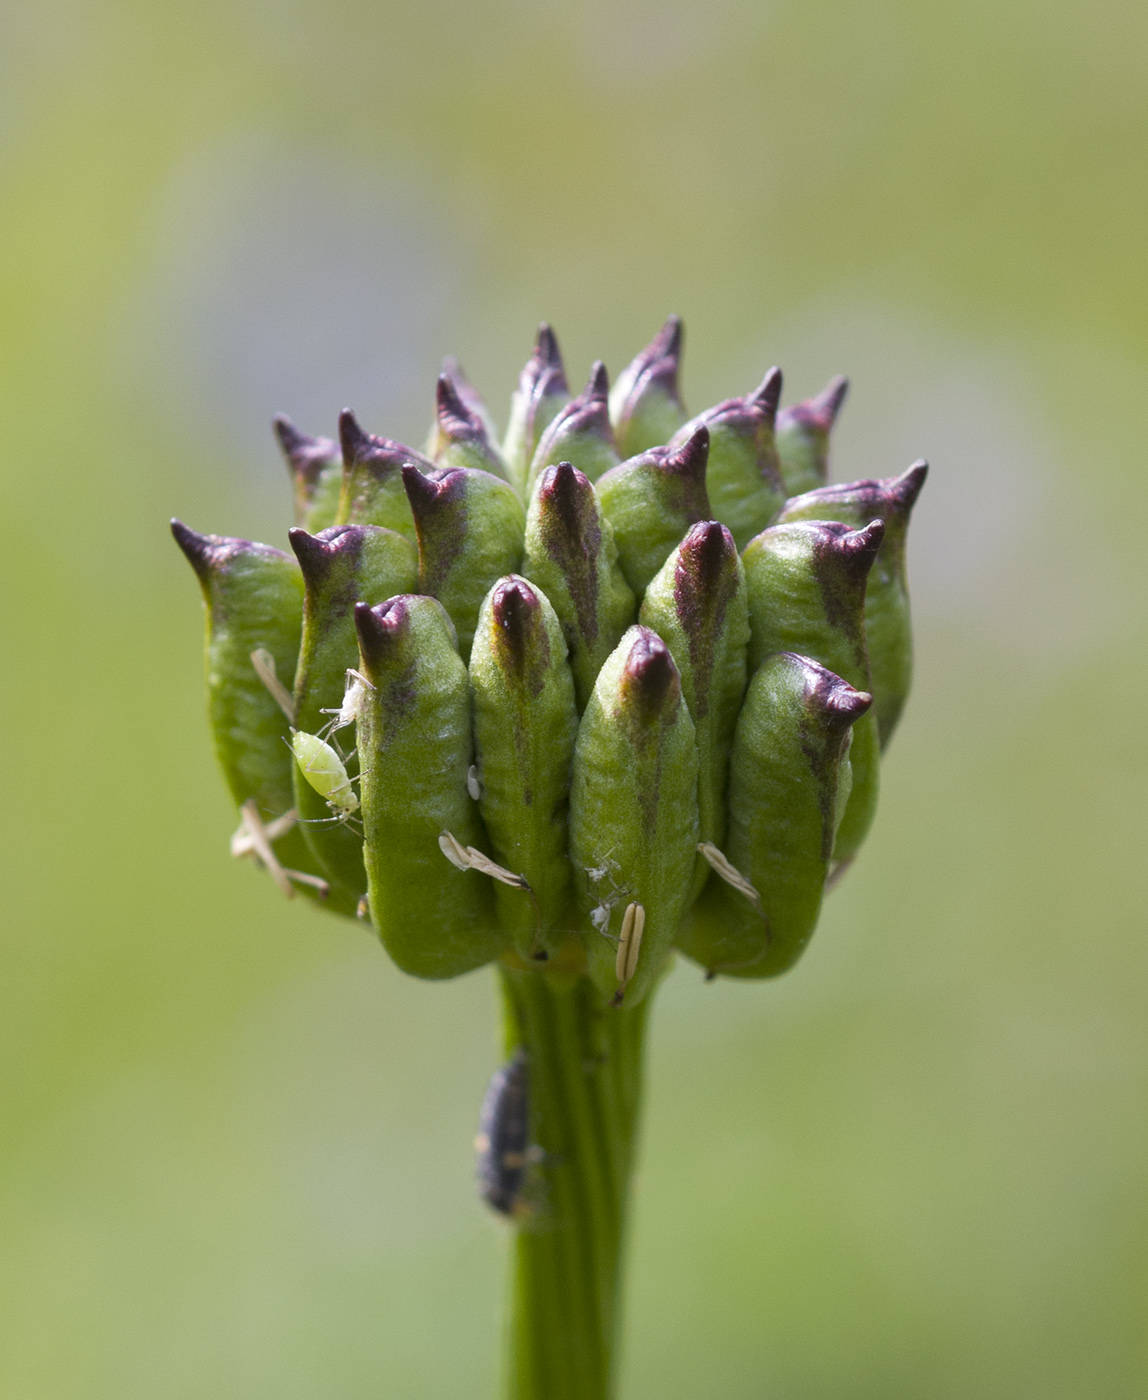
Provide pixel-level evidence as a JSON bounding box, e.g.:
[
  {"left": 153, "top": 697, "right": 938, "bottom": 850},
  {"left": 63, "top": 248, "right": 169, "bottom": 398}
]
[
  {"left": 289, "top": 524, "right": 418, "bottom": 894},
  {"left": 354, "top": 595, "right": 502, "bottom": 979},
  {"left": 502, "top": 324, "right": 570, "bottom": 497},
  {"left": 527, "top": 361, "right": 620, "bottom": 492},
  {"left": 170, "top": 520, "right": 353, "bottom": 914},
  {"left": 569, "top": 627, "right": 699, "bottom": 1007},
  {"left": 595, "top": 425, "right": 711, "bottom": 597},
  {"left": 742, "top": 518, "right": 884, "bottom": 866},
  {"left": 273, "top": 415, "right": 343, "bottom": 533},
  {"left": 335, "top": 408, "right": 431, "bottom": 542},
  {"left": 429, "top": 372, "right": 511, "bottom": 482},
  {"left": 675, "top": 651, "right": 871, "bottom": 980},
  {"left": 774, "top": 375, "right": 849, "bottom": 498},
  {"left": 291, "top": 731, "right": 359, "bottom": 814},
  {"left": 776, "top": 460, "right": 927, "bottom": 747},
  {"left": 609, "top": 315, "right": 687, "bottom": 458},
  {"left": 469, "top": 576, "right": 579, "bottom": 960},
  {"left": 670, "top": 369, "right": 784, "bottom": 551},
  {"left": 522, "top": 461, "right": 636, "bottom": 712},
  {"left": 639, "top": 521, "right": 749, "bottom": 900},
  {"left": 402, "top": 463, "right": 526, "bottom": 662}
]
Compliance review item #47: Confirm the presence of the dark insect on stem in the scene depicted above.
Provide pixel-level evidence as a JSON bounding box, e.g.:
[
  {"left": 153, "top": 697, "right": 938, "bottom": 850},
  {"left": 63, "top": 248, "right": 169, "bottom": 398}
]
[{"left": 476, "top": 1049, "right": 531, "bottom": 1216}]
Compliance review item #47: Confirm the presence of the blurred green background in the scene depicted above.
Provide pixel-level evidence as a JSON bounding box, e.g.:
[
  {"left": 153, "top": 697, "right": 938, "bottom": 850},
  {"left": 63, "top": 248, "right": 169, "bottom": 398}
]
[{"left": 2, "top": 0, "right": 1146, "bottom": 1395}]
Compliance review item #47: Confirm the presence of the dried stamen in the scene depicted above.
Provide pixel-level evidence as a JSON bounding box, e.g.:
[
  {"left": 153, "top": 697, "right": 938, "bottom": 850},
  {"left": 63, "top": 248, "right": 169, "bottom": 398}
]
[
  {"left": 697, "top": 842, "right": 761, "bottom": 908},
  {"left": 250, "top": 647, "right": 296, "bottom": 723}
]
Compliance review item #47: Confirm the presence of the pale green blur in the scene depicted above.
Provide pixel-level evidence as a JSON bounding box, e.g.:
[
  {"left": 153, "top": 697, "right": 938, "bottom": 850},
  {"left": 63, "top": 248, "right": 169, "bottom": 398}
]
[{"left": 2, "top": 0, "right": 1146, "bottom": 1395}]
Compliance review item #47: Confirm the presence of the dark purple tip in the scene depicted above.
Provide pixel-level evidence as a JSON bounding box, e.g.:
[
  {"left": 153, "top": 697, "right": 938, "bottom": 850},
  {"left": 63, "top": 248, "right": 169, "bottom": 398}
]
[
  {"left": 171, "top": 518, "right": 214, "bottom": 581},
  {"left": 656, "top": 313, "right": 683, "bottom": 360},
  {"left": 893, "top": 459, "right": 928, "bottom": 509},
  {"left": 491, "top": 576, "right": 544, "bottom": 676},
  {"left": 812, "top": 374, "right": 849, "bottom": 425},
  {"left": 354, "top": 596, "right": 412, "bottom": 668},
  {"left": 584, "top": 361, "right": 609, "bottom": 403},
  {"left": 172, "top": 520, "right": 287, "bottom": 584},
  {"left": 677, "top": 519, "right": 737, "bottom": 594},
  {"left": 622, "top": 627, "right": 681, "bottom": 723},
  {"left": 836, "top": 519, "right": 885, "bottom": 574},
  {"left": 538, "top": 460, "right": 592, "bottom": 534},
  {"left": 793, "top": 653, "right": 873, "bottom": 729},
  {"left": 272, "top": 414, "right": 308, "bottom": 458},
  {"left": 401, "top": 463, "right": 463, "bottom": 520},
  {"left": 288, "top": 524, "right": 365, "bottom": 584},
  {"left": 661, "top": 423, "right": 709, "bottom": 481},
  {"left": 436, "top": 372, "right": 478, "bottom": 437},
  {"left": 338, "top": 408, "right": 369, "bottom": 466},
  {"left": 537, "top": 323, "right": 563, "bottom": 370},
  {"left": 749, "top": 367, "right": 783, "bottom": 422}
]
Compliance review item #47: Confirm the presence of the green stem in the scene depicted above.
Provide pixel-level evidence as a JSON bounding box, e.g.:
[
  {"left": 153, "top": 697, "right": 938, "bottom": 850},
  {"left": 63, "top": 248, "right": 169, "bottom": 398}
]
[{"left": 498, "top": 966, "right": 650, "bottom": 1400}]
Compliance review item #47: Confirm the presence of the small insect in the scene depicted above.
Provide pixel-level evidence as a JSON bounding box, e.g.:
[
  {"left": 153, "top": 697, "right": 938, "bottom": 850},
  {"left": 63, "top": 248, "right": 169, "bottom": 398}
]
[
  {"left": 291, "top": 730, "right": 360, "bottom": 816},
  {"left": 319, "top": 667, "right": 374, "bottom": 737},
  {"left": 475, "top": 1049, "right": 532, "bottom": 1217}
]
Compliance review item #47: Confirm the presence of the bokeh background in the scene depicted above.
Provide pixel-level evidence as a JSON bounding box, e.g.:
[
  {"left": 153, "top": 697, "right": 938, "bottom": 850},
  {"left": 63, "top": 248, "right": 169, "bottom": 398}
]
[{"left": 3, "top": 0, "right": 1146, "bottom": 1395}]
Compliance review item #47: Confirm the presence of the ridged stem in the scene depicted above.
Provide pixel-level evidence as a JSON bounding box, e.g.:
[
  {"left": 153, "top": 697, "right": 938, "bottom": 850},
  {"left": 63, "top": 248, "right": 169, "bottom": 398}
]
[{"left": 498, "top": 966, "right": 650, "bottom": 1400}]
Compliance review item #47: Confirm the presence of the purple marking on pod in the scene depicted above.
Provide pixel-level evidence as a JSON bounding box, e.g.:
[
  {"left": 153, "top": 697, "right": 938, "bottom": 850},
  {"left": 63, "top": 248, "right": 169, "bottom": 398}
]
[
  {"left": 533, "top": 461, "right": 603, "bottom": 645},
  {"left": 354, "top": 597, "right": 419, "bottom": 718},
  {"left": 171, "top": 519, "right": 288, "bottom": 582},
  {"left": 338, "top": 408, "right": 435, "bottom": 479},
  {"left": 436, "top": 372, "right": 486, "bottom": 444},
  {"left": 537, "top": 361, "right": 614, "bottom": 453},
  {"left": 490, "top": 575, "right": 550, "bottom": 698},
  {"left": 776, "top": 374, "right": 849, "bottom": 437},
  {"left": 620, "top": 627, "right": 681, "bottom": 729},
  {"left": 671, "top": 520, "right": 740, "bottom": 719},
  {"left": 287, "top": 523, "right": 379, "bottom": 624},
  {"left": 272, "top": 415, "right": 339, "bottom": 489},
  {"left": 808, "top": 518, "right": 885, "bottom": 637},
  {"left": 644, "top": 423, "right": 711, "bottom": 520},
  {"left": 401, "top": 464, "right": 470, "bottom": 594},
  {"left": 791, "top": 652, "right": 874, "bottom": 853},
  {"left": 614, "top": 314, "right": 684, "bottom": 410},
  {"left": 439, "top": 358, "right": 490, "bottom": 429}
]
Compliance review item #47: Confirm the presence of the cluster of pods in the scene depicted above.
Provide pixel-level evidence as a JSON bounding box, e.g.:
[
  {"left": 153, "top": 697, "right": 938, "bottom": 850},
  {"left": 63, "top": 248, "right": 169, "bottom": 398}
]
[{"left": 173, "top": 317, "right": 925, "bottom": 1008}]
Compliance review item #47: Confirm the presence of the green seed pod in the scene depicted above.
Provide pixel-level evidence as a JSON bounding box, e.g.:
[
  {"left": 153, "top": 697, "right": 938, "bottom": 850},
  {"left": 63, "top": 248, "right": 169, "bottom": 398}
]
[
  {"left": 429, "top": 373, "right": 511, "bottom": 482},
  {"left": 335, "top": 409, "right": 431, "bottom": 542},
  {"left": 469, "top": 576, "right": 579, "bottom": 959},
  {"left": 776, "top": 460, "right": 927, "bottom": 746},
  {"left": 502, "top": 324, "right": 570, "bottom": 496},
  {"left": 569, "top": 627, "right": 699, "bottom": 1006},
  {"left": 171, "top": 520, "right": 351, "bottom": 911},
  {"left": 774, "top": 375, "right": 848, "bottom": 498},
  {"left": 354, "top": 595, "right": 502, "bottom": 978},
  {"left": 595, "top": 425, "right": 711, "bottom": 597},
  {"left": 289, "top": 524, "right": 418, "bottom": 893},
  {"left": 521, "top": 461, "right": 636, "bottom": 712},
  {"left": 671, "top": 369, "right": 784, "bottom": 550},
  {"left": 273, "top": 415, "right": 343, "bottom": 533},
  {"left": 676, "top": 652, "right": 871, "bottom": 979},
  {"left": 742, "top": 518, "right": 883, "bottom": 864},
  {"left": 609, "top": 314, "right": 687, "bottom": 458},
  {"left": 527, "top": 361, "right": 620, "bottom": 492},
  {"left": 402, "top": 464, "right": 526, "bottom": 662},
  {"left": 639, "top": 521, "right": 749, "bottom": 897}
]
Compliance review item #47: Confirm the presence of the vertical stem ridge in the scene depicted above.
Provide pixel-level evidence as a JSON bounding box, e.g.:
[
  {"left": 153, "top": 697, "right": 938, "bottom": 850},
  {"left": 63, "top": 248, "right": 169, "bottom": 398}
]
[{"left": 500, "top": 967, "right": 649, "bottom": 1400}]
